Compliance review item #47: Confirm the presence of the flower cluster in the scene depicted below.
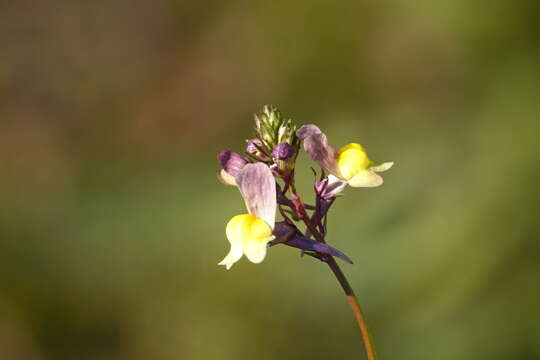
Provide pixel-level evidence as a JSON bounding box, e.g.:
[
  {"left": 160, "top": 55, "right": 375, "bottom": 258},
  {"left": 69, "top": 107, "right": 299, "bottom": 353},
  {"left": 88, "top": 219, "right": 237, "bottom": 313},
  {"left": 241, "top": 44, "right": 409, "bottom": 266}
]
[{"left": 216, "top": 105, "right": 393, "bottom": 269}]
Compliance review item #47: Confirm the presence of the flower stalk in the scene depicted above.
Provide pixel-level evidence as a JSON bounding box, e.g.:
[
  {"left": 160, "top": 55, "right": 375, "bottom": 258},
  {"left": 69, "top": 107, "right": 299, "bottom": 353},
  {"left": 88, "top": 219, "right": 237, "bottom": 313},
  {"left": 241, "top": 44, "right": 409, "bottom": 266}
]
[
  {"left": 216, "top": 105, "right": 393, "bottom": 359},
  {"left": 289, "top": 181, "right": 377, "bottom": 360}
]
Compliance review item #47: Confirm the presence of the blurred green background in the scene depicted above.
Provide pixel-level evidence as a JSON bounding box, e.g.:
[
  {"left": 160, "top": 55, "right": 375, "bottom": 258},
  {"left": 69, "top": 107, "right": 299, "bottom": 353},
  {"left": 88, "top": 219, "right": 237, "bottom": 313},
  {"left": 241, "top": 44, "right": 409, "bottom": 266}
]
[{"left": 1, "top": 1, "right": 539, "bottom": 359}]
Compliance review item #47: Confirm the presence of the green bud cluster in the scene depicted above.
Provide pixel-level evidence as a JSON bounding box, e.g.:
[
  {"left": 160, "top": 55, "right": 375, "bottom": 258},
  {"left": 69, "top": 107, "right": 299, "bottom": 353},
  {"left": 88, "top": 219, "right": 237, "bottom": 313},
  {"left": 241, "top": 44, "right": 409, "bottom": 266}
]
[
  {"left": 253, "top": 105, "right": 301, "bottom": 157},
  {"left": 248, "top": 105, "right": 301, "bottom": 176}
]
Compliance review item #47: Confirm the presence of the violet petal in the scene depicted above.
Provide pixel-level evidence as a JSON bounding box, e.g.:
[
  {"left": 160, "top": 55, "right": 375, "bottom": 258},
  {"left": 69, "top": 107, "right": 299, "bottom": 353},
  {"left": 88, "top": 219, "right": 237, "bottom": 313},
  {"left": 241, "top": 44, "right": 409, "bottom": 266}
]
[
  {"left": 296, "top": 124, "right": 322, "bottom": 139},
  {"left": 297, "top": 125, "right": 340, "bottom": 176},
  {"left": 217, "top": 150, "right": 248, "bottom": 177},
  {"left": 305, "top": 134, "right": 340, "bottom": 175}
]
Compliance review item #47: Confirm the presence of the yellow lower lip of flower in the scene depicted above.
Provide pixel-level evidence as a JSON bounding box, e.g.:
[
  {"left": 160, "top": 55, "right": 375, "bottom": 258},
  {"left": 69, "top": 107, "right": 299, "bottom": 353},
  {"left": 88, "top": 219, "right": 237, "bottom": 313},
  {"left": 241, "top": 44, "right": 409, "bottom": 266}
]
[
  {"left": 337, "top": 143, "right": 372, "bottom": 180},
  {"left": 226, "top": 214, "right": 273, "bottom": 243},
  {"left": 219, "top": 214, "right": 274, "bottom": 269}
]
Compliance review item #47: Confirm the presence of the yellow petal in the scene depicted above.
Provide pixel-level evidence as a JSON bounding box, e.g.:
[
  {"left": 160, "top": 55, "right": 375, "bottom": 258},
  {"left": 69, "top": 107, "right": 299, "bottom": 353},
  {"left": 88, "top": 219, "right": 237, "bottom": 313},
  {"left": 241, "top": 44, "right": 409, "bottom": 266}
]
[
  {"left": 347, "top": 170, "right": 383, "bottom": 187},
  {"left": 244, "top": 239, "right": 269, "bottom": 264},
  {"left": 337, "top": 143, "right": 371, "bottom": 180},
  {"left": 218, "top": 236, "right": 243, "bottom": 270},
  {"left": 219, "top": 214, "right": 274, "bottom": 269},
  {"left": 370, "top": 161, "right": 394, "bottom": 173}
]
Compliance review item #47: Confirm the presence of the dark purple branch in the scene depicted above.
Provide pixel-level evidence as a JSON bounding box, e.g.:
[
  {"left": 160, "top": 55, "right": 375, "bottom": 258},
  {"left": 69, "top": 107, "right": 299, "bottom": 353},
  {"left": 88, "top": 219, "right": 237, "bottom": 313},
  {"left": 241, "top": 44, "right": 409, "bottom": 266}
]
[{"left": 285, "top": 235, "right": 353, "bottom": 264}]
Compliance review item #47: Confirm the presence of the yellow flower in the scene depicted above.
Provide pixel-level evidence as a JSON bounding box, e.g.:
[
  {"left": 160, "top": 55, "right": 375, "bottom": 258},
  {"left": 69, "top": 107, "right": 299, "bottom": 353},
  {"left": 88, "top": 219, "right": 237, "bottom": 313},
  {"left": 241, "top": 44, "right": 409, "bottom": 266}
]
[
  {"left": 218, "top": 163, "right": 277, "bottom": 269},
  {"left": 220, "top": 214, "right": 274, "bottom": 269},
  {"left": 297, "top": 125, "right": 393, "bottom": 188}
]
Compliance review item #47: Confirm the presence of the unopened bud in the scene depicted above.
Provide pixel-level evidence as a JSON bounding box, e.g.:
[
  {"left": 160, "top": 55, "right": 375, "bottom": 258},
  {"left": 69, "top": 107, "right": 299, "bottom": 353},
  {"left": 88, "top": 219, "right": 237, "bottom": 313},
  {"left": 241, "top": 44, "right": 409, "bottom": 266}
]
[
  {"left": 253, "top": 105, "right": 300, "bottom": 154},
  {"left": 246, "top": 138, "right": 271, "bottom": 161},
  {"left": 271, "top": 143, "right": 296, "bottom": 160}
]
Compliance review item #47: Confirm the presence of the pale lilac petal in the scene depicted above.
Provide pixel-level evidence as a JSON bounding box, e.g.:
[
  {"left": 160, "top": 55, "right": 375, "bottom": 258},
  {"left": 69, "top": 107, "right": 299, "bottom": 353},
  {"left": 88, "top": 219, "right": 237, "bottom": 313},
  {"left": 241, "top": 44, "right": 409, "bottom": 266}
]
[
  {"left": 298, "top": 125, "right": 340, "bottom": 175},
  {"left": 236, "top": 163, "right": 277, "bottom": 228},
  {"left": 217, "top": 150, "right": 248, "bottom": 177},
  {"left": 296, "top": 124, "right": 322, "bottom": 139}
]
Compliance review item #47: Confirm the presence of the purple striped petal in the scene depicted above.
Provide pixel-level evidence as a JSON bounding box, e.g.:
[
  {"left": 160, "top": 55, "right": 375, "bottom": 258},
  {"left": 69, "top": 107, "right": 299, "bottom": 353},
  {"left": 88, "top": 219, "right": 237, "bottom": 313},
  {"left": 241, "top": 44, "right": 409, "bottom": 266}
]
[
  {"left": 236, "top": 163, "right": 277, "bottom": 228},
  {"left": 296, "top": 125, "right": 340, "bottom": 176},
  {"left": 217, "top": 150, "right": 249, "bottom": 177},
  {"left": 296, "top": 124, "right": 322, "bottom": 139}
]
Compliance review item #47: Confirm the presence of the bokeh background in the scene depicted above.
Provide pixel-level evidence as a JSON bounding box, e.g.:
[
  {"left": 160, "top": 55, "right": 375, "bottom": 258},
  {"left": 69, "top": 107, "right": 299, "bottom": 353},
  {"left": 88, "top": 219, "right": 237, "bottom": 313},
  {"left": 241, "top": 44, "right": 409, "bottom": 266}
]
[{"left": 1, "top": 1, "right": 540, "bottom": 359}]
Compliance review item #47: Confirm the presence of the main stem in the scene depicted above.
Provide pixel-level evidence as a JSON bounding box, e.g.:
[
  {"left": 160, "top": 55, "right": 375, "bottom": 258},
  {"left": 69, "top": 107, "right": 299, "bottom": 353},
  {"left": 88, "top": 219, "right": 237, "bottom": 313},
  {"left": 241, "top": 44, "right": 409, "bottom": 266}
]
[
  {"left": 289, "top": 183, "right": 378, "bottom": 360},
  {"left": 326, "top": 257, "right": 377, "bottom": 360}
]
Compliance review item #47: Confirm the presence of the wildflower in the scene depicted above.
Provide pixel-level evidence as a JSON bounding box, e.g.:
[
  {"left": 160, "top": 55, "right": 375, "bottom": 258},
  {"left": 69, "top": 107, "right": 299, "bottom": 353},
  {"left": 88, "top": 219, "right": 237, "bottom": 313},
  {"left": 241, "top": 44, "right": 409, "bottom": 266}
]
[
  {"left": 297, "top": 124, "right": 393, "bottom": 188},
  {"left": 216, "top": 106, "right": 388, "bottom": 359},
  {"left": 218, "top": 162, "right": 277, "bottom": 269}
]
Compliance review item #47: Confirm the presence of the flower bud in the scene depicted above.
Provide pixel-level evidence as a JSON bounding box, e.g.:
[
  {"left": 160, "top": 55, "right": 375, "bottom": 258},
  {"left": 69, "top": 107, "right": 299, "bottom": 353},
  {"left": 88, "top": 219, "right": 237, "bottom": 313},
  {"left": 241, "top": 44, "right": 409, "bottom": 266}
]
[
  {"left": 271, "top": 142, "right": 297, "bottom": 175},
  {"left": 253, "top": 105, "right": 301, "bottom": 175},
  {"left": 271, "top": 143, "right": 296, "bottom": 160},
  {"left": 246, "top": 138, "right": 271, "bottom": 162},
  {"left": 254, "top": 105, "right": 300, "bottom": 154}
]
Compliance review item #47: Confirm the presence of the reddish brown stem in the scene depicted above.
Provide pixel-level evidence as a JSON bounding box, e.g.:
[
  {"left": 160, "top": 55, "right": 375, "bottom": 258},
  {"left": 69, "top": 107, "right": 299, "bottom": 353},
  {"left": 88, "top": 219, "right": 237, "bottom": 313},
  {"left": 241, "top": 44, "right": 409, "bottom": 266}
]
[{"left": 288, "top": 183, "right": 378, "bottom": 360}]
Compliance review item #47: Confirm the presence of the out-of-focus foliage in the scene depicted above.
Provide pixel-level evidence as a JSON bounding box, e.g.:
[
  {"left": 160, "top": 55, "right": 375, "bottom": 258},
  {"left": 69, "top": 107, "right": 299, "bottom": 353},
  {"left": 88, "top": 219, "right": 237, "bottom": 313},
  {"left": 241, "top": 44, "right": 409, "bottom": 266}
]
[{"left": 1, "top": 1, "right": 539, "bottom": 359}]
